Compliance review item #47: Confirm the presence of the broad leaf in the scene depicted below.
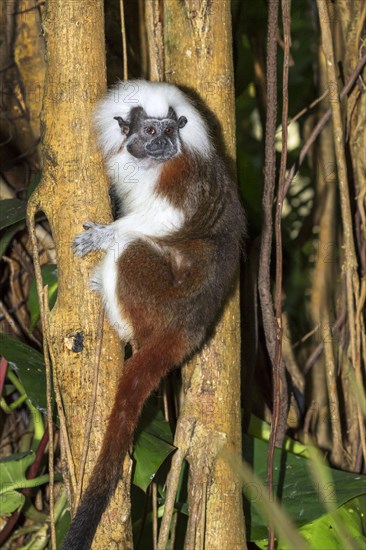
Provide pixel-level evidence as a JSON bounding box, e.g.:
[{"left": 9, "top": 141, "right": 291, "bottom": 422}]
[
  {"left": 0, "top": 452, "right": 49, "bottom": 515},
  {"left": 0, "top": 199, "right": 27, "bottom": 230},
  {"left": 133, "top": 431, "right": 175, "bottom": 492},
  {"left": 278, "top": 496, "right": 366, "bottom": 550},
  {"left": 0, "top": 333, "right": 47, "bottom": 412},
  {"left": 133, "top": 405, "right": 175, "bottom": 492},
  {"left": 0, "top": 221, "right": 25, "bottom": 256},
  {"left": 0, "top": 487, "right": 25, "bottom": 514},
  {"left": 244, "top": 434, "right": 366, "bottom": 540},
  {"left": 56, "top": 509, "right": 72, "bottom": 548}
]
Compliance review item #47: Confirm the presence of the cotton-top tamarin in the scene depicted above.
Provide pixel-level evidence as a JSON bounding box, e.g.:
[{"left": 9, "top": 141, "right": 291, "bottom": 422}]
[{"left": 64, "top": 80, "right": 245, "bottom": 549}]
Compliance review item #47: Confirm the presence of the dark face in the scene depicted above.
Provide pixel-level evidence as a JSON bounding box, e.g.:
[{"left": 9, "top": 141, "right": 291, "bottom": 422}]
[{"left": 114, "top": 107, "right": 187, "bottom": 161}]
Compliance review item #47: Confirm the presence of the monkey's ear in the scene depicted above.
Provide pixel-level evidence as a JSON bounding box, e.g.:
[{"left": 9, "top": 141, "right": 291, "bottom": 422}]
[
  {"left": 113, "top": 116, "right": 130, "bottom": 135},
  {"left": 178, "top": 116, "right": 188, "bottom": 129}
]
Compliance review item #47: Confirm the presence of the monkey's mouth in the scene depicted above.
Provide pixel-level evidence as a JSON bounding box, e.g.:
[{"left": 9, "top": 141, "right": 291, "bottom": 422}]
[
  {"left": 146, "top": 149, "right": 178, "bottom": 161},
  {"left": 126, "top": 137, "right": 179, "bottom": 162},
  {"left": 145, "top": 138, "right": 178, "bottom": 161}
]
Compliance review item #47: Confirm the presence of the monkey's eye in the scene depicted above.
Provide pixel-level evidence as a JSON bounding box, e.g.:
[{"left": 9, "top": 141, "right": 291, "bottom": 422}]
[
  {"left": 165, "top": 127, "right": 174, "bottom": 136},
  {"left": 145, "top": 126, "right": 156, "bottom": 135}
]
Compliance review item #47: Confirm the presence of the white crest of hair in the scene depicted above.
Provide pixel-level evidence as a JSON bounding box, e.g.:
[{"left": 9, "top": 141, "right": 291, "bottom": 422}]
[{"left": 94, "top": 79, "right": 213, "bottom": 159}]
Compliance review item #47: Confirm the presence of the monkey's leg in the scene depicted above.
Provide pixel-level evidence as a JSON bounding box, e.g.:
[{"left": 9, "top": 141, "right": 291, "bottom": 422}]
[{"left": 116, "top": 239, "right": 206, "bottom": 350}]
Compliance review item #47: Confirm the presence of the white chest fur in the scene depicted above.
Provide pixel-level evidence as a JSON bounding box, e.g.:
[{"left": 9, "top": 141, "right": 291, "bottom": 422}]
[
  {"left": 107, "top": 150, "right": 161, "bottom": 214},
  {"left": 95, "top": 152, "right": 185, "bottom": 340}
]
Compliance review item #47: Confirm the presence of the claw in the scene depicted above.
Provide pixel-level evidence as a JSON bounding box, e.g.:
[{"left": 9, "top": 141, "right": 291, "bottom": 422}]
[{"left": 82, "top": 221, "right": 95, "bottom": 230}]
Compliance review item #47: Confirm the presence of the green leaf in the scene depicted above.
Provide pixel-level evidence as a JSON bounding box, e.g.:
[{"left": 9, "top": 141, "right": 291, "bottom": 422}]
[
  {"left": 0, "top": 487, "right": 25, "bottom": 514},
  {"left": 56, "top": 507, "right": 72, "bottom": 548},
  {"left": 0, "top": 452, "right": 49, "bottom": 515},
  {"left": 133, "top": 431, "right": 175, "bottom": 492},
  {"left": 0, "top": 452, "right": 30, "bottom": 464},
  {"left": 0, "top": 199, "right": 27, "bottom": 230},
  {"left": 140, "top": 404, "right": 173, "bottom": 444},
  {"left": 244, "top": 435, "right": 366, "bottom": 540},
  {"left": 0, "top": 221, "right": 25, "bottom": 256},
  {"left": 133, "top": 405, "right": 175, "bottom": 492},
  {"left": 0, "top": 333, "right": 47, "bottom": 413},
  {"left": 28, "top": 264, "right": 58, "bottom": 330},
  {"left": 279, "top": 496, "right": 366, "bottom": 550}
]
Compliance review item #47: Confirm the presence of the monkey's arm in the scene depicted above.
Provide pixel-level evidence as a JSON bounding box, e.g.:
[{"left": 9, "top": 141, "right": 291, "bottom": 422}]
[{"left": 73, "top": 200, "right": 184, "bottom": 257}]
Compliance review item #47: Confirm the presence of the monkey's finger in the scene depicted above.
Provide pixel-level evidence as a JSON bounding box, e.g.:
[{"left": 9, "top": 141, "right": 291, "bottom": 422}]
[{"left": 72, "top": 233, "right": 94, "bottom": 256}]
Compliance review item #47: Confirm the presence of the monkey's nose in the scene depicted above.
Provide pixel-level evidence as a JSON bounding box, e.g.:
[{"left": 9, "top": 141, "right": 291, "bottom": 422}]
[
  {"left": 146, "top": 136, "right": 177, "bottom": 159},
  {"left": 155, "top": 138, "right": 165, "bottom": 148},
  {"left": 149, "top": 137, "right": 169, "bottom": 151}
]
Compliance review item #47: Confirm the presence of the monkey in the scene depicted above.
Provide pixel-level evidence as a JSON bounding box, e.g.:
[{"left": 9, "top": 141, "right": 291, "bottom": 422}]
[{"left": 63, "top": 80, "right": 245, "bottom": 549}]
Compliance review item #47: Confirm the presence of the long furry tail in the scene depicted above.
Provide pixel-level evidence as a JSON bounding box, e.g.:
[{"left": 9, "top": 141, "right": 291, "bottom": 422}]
[{"left": 63, "top": 332, "right": 186, "bottom": 550}]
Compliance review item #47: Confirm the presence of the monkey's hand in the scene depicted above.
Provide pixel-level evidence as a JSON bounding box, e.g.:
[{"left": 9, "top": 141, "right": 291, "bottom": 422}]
[{"left": 72, "top": 221, "right": 115, "bottom": 256}]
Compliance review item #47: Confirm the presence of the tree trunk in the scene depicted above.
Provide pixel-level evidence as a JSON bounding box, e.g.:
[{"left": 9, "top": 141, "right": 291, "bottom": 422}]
[
  {"left": 0, "top": 0, "right": 39, "bottom": 168},
  {"left": 27, "top": 1, "right": 132, "bottom": 548},
  {"left": 14, "top": 0, "right": 45, "bottom": 141},
  {"left": 164, "top": 1, "right": 246, "bottom": 548}
]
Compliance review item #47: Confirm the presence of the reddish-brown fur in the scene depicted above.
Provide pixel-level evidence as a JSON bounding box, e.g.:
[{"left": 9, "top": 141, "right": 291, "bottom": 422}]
[{"left": 156, "top": 152, "right": 191, "bottom": 206}]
